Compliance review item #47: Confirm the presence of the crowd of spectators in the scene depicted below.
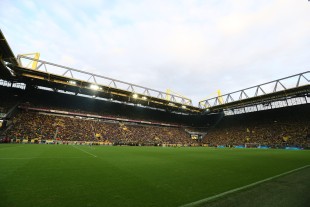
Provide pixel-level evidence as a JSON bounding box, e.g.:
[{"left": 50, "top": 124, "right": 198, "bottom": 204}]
[
  {"left": 5, "top": 111, "right": 194, "bottom": 145},
  {"left": 203, "top": 106, "right": 310, "bottom": 148},
  {"left": 4, "top": 99, "right": 310, "bottom": 148},
  {"left": 6, "top": 112, "right": 56, "bottom": 141}
]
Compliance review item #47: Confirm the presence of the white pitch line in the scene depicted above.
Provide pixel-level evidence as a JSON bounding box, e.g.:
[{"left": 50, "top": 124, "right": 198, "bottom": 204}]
[
  {"left": 71, "top": 145, "right": 97, "bottom": 158},
  {"left": 179, "top": 165, "right": 310, "bottom": 207}
]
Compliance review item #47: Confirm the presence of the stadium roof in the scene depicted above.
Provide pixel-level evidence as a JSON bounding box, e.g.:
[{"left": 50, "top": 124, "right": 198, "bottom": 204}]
[
  {"left": 8, "top": 62, "right": 202, "bottom": 113},
  {"left": 199, "top": 71, "right": 310, "bottom": 112},
  {"left": 0, "top": 29, "right": 18, "bottom": 65},
  {"left": 0, "top": 30, "right": 202, "bottom": 113},
  {"left": 0, "top": 30, "right": 17, "bottom": 80},
  {"left": 0, "top": 29, "right": 308, "bottom": 115}
]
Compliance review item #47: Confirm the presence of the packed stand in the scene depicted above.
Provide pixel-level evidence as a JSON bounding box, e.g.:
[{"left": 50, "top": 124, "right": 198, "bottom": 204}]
[
  {"left": 203, "top": 105, "right": 310, "bottom": 148},
  {"left": 5, "top": 110, "right": 194, "bottom": 145}
]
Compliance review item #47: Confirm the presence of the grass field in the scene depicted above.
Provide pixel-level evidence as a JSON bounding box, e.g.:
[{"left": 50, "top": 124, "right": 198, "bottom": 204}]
[{"left": 0, "top": 144, "right": 309, "bottom": 207}]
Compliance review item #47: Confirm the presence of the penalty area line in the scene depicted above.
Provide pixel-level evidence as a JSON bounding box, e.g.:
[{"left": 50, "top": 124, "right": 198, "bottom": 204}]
[
  {"left": 71, "top": 145, "right": 97, "bottom": 158},
  {"left": 179, "top": 164, "right": 310, "bottom": 207}
]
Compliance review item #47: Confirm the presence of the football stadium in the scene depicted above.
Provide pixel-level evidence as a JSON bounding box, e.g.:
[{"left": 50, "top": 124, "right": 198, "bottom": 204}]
[
  {"left": 1, "top": 29, "right": 309, "bottom": 207},
  {"left": 1, "top": 5, "right": 310, "bottom": 206}
]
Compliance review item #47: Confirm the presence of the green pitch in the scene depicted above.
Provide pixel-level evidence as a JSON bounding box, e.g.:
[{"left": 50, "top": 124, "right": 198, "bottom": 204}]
[{"left": 0, "top": 145, "right": 309, "bottom": 207}]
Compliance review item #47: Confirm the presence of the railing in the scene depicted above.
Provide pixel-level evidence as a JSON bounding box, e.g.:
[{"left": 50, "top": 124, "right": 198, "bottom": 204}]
[
  {"left": 16, "top": 55, "right": 193, "bottom": 106},
  {"left": 199, "top": 71, "right": 309, "bottom": 109}
]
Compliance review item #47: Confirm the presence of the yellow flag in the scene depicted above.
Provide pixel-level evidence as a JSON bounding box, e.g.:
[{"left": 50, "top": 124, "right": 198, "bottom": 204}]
[{"left": 283, "top": 136, "right": 290, "bottom": 142}]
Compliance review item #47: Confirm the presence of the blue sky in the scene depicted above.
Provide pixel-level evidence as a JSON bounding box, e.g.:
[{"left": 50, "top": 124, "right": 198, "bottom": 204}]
[{"left": 1, "top": 0, "right": 309, "bottom": 105}]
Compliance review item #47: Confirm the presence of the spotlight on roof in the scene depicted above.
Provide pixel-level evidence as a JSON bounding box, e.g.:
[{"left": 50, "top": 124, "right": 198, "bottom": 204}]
[
  {"left": 132, "top": 94, "right": 138, "bottom": 99},
  {"left": 168, "top": 103, "right": 175, "bottom": 106},
  {"left": 181, "top": 105, "right": 187, "bottom": 109},
  {"left": 142, "top": 96, "right": 147, "bottom": 100},
  {"left": 69, "top": 81, "right": 76, "bottom": 85},
  {"left": 90, "top": 84, "right": 100, "bottom": 90}
]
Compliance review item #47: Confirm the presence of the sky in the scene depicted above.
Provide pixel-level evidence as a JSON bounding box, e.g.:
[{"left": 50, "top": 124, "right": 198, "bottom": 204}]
[{"left": 0, "top": 0, "right": 309, "bottom": 105}]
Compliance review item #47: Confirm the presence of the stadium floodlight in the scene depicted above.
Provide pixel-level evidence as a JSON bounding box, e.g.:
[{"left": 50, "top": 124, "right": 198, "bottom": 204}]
[
  {"left": 168, "top": 103, "right": 175, "bottom": 106},
  {"left": 181, "top": 105, "right": 187, "bottom": 109},
  {"left": 142, "top": 96, "right": 147, "bottom": 100},
  {"left": 132, "top": 94, "right": 138, "bottom": 99},
  {"left": 90, "top": 84, "right": 100, "bottom": 90},
  {"left": 69, "top": 81, "right": 76, "bottom": 85}
]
